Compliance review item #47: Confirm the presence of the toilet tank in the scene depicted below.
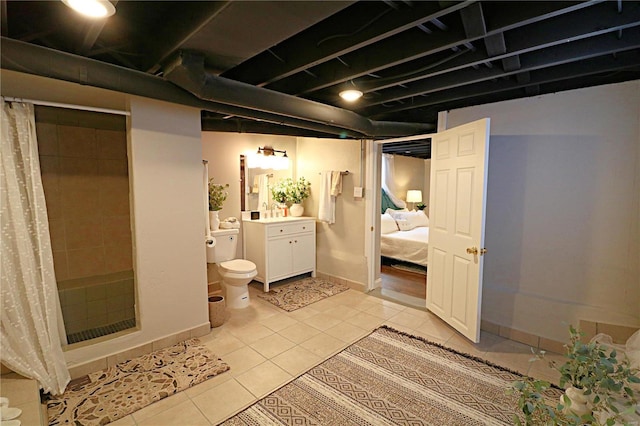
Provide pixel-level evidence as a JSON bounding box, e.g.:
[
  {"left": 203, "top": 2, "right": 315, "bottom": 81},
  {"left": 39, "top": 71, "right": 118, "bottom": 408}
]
[{"left": 208, "top": 229, "right": 239, "bottom": 263}]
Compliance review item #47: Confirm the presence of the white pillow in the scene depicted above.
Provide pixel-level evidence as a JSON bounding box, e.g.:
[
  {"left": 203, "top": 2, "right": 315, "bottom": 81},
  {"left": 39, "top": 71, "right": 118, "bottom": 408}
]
[
  {"left": 388, "top": 209, "right": 429, "bottom": 229},
  {"left": 384, "top": 208, "right": 408, "bottom": 219},
  {"left": 380, "top": 213, "right": 399, "bottom": 234},
  {"left": 396, "top": 219, "right": 415, "bottom": 231}
]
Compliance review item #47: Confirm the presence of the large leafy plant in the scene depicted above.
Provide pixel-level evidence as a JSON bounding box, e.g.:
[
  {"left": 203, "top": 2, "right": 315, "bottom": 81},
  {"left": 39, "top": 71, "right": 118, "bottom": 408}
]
[
  {"left": 277, "top": 177, "right": 311, "bottom": 204},
  {"left": 510, "top": 326, "right": 639, "bottom": 426},
  {"left": 209, "top": 178, "right": 229, "bottom": 211}
]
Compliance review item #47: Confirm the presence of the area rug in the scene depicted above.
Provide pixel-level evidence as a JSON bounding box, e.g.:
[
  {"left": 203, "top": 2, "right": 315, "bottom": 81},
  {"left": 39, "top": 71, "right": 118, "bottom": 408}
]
[
  {"left": 47, "top": 338, "right": 230, "bottom": 425},
  {"left": 257, "top": 277, "right": 350, "bottom": 312},
  {"left": 222, "top": 326, "right": 562, "bottom": 425}
]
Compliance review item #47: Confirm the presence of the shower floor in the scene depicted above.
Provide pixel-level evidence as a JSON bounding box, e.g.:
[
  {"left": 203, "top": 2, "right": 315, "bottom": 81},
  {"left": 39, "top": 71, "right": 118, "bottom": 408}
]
[{"left": 66, "top": 318, "right": 136, "bottom": 344}]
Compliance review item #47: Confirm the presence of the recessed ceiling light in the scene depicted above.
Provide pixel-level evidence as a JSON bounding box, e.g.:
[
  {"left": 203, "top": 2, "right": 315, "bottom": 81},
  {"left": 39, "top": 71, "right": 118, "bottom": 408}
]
[
  {"left": 62, "top": 0, "right": 116, "bottom": 18},
  {"left": 339, "top": 89, "right": 363, "bottom": 102}
]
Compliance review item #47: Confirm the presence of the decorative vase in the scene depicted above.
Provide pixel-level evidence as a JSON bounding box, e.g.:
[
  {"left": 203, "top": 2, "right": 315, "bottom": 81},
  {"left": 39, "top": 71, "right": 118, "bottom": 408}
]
[
  {"left": 561, "top": 386, "right": 593, "bottom": 417},
  {"left": 289, "top": 203, "right": 304, "bottom": 217},
  {"left": 209, "top": 210, "right": 220, "bottom": 231}
]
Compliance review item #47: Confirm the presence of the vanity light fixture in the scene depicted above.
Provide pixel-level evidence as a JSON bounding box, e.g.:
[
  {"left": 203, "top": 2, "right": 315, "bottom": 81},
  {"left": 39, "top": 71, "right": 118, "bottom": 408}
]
[
  {"left": 61, "top": 0, "right": 116, "bottom": 18},
  {"left": 249, "top": 146, "right": 289, "bottom": 170}
]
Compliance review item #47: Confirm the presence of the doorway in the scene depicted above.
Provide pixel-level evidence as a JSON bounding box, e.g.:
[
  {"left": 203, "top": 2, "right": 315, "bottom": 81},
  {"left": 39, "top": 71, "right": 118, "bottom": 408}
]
[{"left": 368, "top": 138, "right": 432, "bottom": 308}]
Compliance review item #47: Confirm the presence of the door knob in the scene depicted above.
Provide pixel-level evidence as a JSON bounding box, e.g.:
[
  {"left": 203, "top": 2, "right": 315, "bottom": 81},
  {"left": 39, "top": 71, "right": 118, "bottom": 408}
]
[
  {"left": 466, "top": 247, "right": 478, "bottom": 255},
  {"left": 480, "top": 248, "right": 487, "bottom": 255}
]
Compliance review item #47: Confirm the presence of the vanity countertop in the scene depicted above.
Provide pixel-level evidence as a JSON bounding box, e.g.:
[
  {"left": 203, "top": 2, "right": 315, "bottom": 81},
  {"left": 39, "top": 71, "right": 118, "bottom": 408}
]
[{"left": 243, "top": 216, "right": 314, "bottom": 224}]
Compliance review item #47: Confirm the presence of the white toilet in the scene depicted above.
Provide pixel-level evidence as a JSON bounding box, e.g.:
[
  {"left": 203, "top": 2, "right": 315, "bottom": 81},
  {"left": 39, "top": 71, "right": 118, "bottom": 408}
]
[{"left": 207, "top": 228, "right": 257, "bottom": 309}]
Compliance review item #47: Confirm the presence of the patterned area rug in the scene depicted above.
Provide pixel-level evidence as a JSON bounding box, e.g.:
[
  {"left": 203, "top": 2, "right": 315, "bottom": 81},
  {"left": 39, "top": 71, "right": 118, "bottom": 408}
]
[
  {"left": 47, "top": 338, "right": 230, "bottom": 425},
  {"left": 257, "top": 277, "right": 350, "bottom": 312},
  {"left": 223, "top": 326, "right": 562, "bottom": 425}
]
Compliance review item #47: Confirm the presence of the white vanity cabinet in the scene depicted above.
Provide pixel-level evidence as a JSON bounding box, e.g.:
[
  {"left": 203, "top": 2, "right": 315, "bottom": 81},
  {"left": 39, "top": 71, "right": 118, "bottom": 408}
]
[{"left": 243, "top": 217, "right": 316, "bottom": 292}]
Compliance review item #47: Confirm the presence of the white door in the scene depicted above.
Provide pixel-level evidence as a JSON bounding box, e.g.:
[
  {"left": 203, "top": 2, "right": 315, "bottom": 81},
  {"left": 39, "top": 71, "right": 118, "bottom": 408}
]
[{"left": 426, "top": 118, "right": 490, "bottom": 343}]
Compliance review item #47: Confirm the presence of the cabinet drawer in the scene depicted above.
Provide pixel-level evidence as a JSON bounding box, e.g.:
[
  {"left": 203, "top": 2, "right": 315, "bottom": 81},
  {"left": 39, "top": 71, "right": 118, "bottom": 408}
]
[{"left": 267, "top": 221, "right": 313, "bottom": 237}]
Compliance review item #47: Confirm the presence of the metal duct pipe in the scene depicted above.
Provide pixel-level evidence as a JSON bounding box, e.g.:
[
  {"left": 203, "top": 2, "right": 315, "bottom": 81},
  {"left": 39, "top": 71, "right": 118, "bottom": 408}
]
[
  {"left": 0, "top": 38, "right": 364, "bottom": 137},
  {"left": 163, "top": 51, "right": 433, "bottom": 137},
  {"left": 1, "top": 38, "right": 433, "bottom": 137}
]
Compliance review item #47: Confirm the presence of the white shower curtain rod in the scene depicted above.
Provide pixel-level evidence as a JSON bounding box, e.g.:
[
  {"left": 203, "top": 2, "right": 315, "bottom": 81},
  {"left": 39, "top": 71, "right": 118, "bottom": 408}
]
[{"left": 2, "top": 96, "right": 130, "bottom": 116}]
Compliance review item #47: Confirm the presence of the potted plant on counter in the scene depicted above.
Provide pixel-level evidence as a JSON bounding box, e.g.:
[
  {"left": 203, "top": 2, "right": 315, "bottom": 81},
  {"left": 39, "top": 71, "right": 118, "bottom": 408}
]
[
  {"left": 209, "top": 178, "right": 229, "bottom": 231},
  {"left": 285, "top": 177, "right": 311, "bottom": 217}
]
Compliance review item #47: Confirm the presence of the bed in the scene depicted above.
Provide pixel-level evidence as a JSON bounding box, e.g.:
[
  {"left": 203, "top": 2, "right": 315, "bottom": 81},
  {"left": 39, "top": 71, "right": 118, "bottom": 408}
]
[{"left": 380, "top": 210, "right": 429, "bottom": 266}]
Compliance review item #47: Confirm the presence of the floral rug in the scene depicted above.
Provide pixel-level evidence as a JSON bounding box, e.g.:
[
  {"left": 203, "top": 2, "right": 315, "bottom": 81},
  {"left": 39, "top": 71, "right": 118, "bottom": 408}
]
[
  {"left": 223, "top": 326, "right": 562, "bottom": 425},
  {"left": 257, "top": 277, "right": 350, "bottom": 312},
  {"left": 47, "top": 338, "right": 230, "bottom": 425}
]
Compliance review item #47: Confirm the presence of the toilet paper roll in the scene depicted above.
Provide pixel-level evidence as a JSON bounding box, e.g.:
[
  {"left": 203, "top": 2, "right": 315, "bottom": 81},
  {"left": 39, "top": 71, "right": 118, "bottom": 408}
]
[{"left": 206, "top": 237, "right": 216, "bottom": 263}]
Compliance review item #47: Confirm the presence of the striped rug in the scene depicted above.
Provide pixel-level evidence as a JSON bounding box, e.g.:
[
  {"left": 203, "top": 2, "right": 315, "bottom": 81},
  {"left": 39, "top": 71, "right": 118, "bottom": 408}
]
[{"left": 223, "top": 326, "right": 561, "bottom": 425}]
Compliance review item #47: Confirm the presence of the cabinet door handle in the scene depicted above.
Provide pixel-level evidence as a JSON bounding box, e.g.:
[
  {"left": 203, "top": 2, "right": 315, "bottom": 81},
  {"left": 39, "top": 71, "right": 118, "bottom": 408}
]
[
  {"left": 294, "top": 240, "right": 297, "bottom": 243},
  {"left": 302, "top": 226, "right": 306, "bottom": 230},
  {"left": 280, "top": 229, "right": 283, "bottom": 232},
  {"left": 289, "top": 241, "right": 292, "bottom": 244}
]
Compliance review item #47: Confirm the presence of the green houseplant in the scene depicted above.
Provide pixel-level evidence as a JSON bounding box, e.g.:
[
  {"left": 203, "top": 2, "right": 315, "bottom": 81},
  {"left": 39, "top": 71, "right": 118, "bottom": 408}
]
[
  {"left": 270, "top": 179, "right": 288, "bottom": 204},
  {"left": 208, "top": 178, "right": 229, "bottom": 231},
  {"left": 510, "top": 326, "right": 639, "bottom": 426},
  {"left": 208, "top": 178, "right": 229, "bottom": 211},
  {"left": 284, "top": 176, "right": 311, "bottom": 204}
]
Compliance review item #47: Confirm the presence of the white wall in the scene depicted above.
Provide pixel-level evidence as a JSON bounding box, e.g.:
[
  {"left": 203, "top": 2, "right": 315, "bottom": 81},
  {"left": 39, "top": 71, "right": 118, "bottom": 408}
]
[
  {"left": 392, "top": 155, "right": 425, "bottom": 204},
  {"left": 447, "top": 80, "right": 640, "bottom": 341},
  {"left": 297, "top": 137, "right": 367, "bottom": 285}
]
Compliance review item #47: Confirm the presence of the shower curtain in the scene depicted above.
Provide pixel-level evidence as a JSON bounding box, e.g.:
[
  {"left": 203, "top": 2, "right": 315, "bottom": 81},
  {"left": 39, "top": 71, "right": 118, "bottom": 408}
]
[
  {"left": 381, "top": 153, "right": 407, "bottom": 209},
  {"left": 0, "top": 99, "right": 70, "bottom": 395}
]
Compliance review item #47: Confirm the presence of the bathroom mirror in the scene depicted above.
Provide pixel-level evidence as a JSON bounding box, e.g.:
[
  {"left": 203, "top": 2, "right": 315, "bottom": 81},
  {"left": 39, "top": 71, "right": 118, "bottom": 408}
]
[{"left": 240, "top": 155, "right": 292, "bottom": 211}]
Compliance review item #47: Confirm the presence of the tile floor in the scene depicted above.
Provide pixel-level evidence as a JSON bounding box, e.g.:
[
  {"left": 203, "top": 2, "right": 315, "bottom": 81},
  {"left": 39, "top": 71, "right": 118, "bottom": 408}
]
[{"left": 106, "top": 285, "right": 564, "bottom": 426}]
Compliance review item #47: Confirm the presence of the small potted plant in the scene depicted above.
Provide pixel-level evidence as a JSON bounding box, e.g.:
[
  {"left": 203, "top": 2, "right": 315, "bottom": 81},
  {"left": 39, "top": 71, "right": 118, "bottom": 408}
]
[
  {"left": 416, "top": 203, "right": 427, "bottom": 211},
  {"left": 285, "top": 177, "right": 311, "bottom": 216},
  {"left": 510, "top": 325, "right": 640, "bottom": 425},
  {"left": 270, "top": 180, "right": 288, "bottom": 205},
  {"left": 209, "top": 178, "right": 229, "bottom": 231}
]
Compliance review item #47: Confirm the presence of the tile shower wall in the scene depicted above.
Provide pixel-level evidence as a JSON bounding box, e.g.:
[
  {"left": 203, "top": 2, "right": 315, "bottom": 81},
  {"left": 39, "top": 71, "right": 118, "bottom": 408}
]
[{"left": 35, "top": 107, "right": 136, "bottom": 341}]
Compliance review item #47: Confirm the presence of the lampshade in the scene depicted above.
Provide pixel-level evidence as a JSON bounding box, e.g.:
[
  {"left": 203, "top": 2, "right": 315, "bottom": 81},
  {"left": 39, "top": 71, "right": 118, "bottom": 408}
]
[{"left": 406, "top": 190, "right": 422, "bottom": 203}]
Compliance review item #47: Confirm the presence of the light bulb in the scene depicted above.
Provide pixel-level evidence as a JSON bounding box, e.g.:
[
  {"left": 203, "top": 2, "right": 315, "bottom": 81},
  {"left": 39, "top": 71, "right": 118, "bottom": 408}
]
[
  {"left": 62, "top": 0, "right": 115, "bottom": 18},
  {"left": 339, "top": 89, "right": 363, "bottom": 102}
]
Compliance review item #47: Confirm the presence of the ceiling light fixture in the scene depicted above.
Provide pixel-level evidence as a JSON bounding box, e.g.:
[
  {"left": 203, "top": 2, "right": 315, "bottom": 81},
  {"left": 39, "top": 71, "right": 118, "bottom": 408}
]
[
  {"left": 339, "top": 89, "right": 363, "bottom": 102},
  {"left": 61, "top": 0, "right": 116, "bottom": 18}
]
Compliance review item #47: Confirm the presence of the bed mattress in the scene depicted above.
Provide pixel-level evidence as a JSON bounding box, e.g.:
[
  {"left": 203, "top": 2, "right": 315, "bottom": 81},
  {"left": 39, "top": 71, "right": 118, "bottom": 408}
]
[{"left": 381, "top": 226, "right": 429, "bottom": 266}]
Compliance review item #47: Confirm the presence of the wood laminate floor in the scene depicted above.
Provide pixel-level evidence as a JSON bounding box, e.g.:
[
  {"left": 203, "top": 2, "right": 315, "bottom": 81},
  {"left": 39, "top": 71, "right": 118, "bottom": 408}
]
[{"left": 380, "top": 264, "right": 426, "bottom": 299}]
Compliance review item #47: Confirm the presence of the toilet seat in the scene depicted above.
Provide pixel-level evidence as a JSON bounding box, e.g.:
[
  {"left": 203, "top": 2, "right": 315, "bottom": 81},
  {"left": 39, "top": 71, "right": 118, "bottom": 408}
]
[{"left": 219, "top": 259, "right": 256, "bottom": 273}]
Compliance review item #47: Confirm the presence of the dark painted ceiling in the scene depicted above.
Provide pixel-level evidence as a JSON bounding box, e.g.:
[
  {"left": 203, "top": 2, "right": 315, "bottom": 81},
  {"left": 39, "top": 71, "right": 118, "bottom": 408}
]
[{"left": 2, "top": 0, "right": 640, "bottom": 153}]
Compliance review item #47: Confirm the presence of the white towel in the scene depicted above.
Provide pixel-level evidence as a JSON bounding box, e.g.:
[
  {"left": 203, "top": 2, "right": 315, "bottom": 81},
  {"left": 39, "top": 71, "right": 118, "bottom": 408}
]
[
  {"left": 318, "top": 171, "right": 335, "bottom": 224},
  {"left": 256, "top": 174, "right": 269, "bottom": 210},
  {"left": 330, "top": 171, "right": 343, "bottom": 196}
]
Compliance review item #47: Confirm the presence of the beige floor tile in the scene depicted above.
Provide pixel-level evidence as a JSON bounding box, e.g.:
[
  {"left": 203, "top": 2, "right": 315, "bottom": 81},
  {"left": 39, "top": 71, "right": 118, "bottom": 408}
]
[
  {"left": 223, "top": 346, "right": 267, "bottom": 377},
  {"left": 108, "top": 414, "right": 136, "bottom": 425},
  {"left": 345, "top": 312, "right": 384, "bottom": 330},
  {"left": 364, "top": 304, "right": 403, "bottom": 320},
  {"left": 137, "top": 399, "right": 209, "bottom": 426},
  {"left": 322, "top": 305, "right": 360, "bottom": 321},
  {"left": 226, "top": 322, "right": 275, "bottom": 345},
  {"left": 300, "top": 333, "right": 347, "bottom": 358},
  {"left": 387, "top": 310, "right": 430, "bottom": 328},
  {"left": 201, "top": 330, "right": 246, "bottom": 356},
  {"left": 260, "top": 313, "right": 298, "bottom": 332},
  {"left": 271, "top": 346, "right": 321, "bottom": 376},
  {"left": 12, "top": 400, "right": 43, "bottom": 426},
  {"left": 443, "top": 332, "right": 489, "bottom": 358},
  {"left": 303, "top": 312, "right": 343, "bottom": 331},
  {"left": 278, "top": 322, "right": 322, "bottom": 344},
  {"left": 287, "top": 306, "right": 321, "bottom": 321},
  {"left": 307, "top": 298, "right": 341, "bottom": 312},
  {"left": 350, "top": 299, "right": 381, "bottom": 312},
  {"left": 250, "top": 333, "right": 297, "bottom": 359},
  {"left": 413, "top": 321, "right": 457, "bottom": 342},
  {"left": 192, "top": 379, "right": 255, "bottom": 425},
  {"left": 132, "top": 391, "right": 188, "bottom": 423},
  {"left": 235, "top": 361, "right": 292, "bottom": 398},
  {"left": 325, "top": 322, "right": 370, "bottom": 343},
  {"left": 0, "top": 374, "right": 41, "bottom": 406},
  {"left": 184, "top": 369, "right": 233, "bottom": 399}
]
